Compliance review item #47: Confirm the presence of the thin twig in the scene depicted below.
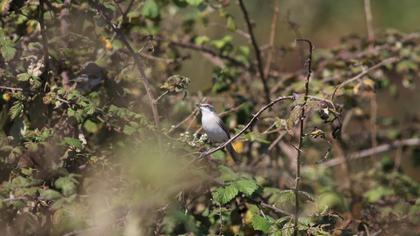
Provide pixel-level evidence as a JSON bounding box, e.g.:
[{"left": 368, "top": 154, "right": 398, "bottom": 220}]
[
  {"left": 168, "top": 108, "right": 199, "bottom": 134},
  {"left": 364, "top": 0, "right": 375, "bottom": 42},
  {"left": 321, "top": 138, "right": 420, "bottom": 167},
  {"left": 201, "top": 96, "right": 294, "bottom": 157},
  {"left": 90, "top": 0, "right": 160, "bottom": 127},
  {"left": 264, "top": 1, "right": 280, "bottom": 78},
  {"left": 0, "top": 86, "right": 23, "bottom": 91},
  {"left": 238, "top": 0, "right": 271, "bottom": 103},
  {"left": 370, "top": 93, "right": 378, "bottom": 158},
  {"left": 167, "top": 39, "right": 251, "bottom": 70},
  {"left": 260, "top": 202, "right": 292, "bottom": 216},
  {"left": 293, "top": 38, "right": 313, "bottom": 236},
  {"left": 154, "top": 90, "right": 169, "bottom": 104},
  {"left": 331, "top": 57, "right": 398, "bottom": 101}
]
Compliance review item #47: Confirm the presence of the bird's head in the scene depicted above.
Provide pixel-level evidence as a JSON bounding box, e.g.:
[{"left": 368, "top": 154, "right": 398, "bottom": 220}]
[{"left": 197, "top": 103, "right": 216, "bottom": 114}]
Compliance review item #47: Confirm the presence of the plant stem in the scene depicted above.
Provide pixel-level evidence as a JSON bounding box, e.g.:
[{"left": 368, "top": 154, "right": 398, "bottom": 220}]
[
  {"left": 238, "top": 0, "right": 271, "bottom": 104},
  {"left": 293, "top": 39, "right": 313, "bottom": 236}
]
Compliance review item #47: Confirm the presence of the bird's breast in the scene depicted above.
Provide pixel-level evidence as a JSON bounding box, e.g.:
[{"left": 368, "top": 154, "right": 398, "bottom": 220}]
[{"left": 201, "top": 114, "right": 229, "bottom": 143}]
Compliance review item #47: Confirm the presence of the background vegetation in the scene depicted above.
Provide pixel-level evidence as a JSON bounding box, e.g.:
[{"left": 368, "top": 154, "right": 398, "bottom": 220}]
[{"left": 0, "top": 0, "right": 419, "bottom": 235}]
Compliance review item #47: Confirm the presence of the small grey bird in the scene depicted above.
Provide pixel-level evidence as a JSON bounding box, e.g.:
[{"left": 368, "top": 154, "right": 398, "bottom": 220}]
[
  {"left": 69, "top": 62, "right": 107, "bottom": 94},
  {"left": 198, "top": 103, "right": 239, "bottom": 163}
]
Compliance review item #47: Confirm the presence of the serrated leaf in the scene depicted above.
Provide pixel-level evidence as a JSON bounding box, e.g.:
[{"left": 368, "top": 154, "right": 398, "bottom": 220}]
[
  {"left": 40, "top": 189, "right": 62, "bottom": 200},
  {"left": 9, "top": 101, "right": 23, "bottom": 119},
  {"left": 0, "top": 28, "right": 16, "bottom": 61},
  {"left": 251, "top": 215, "right": 271, "bottom": 233},
  {"left": 123, "top": 125, "right": 137, "bottom": 135},
  {"left": 218, "top": 165, "right": 238, "bottom": 181},
  {"left": 234, "top": 179, "right": 259, "bottom": 196},
  {"left": 63, "top": 137, "right": 83, "bottom": 149},
  {"left": 17, "top": 73, "right": 31, "bottom": 81},
  {"left": 1, "top": 45, "right": 16, "bottom": 61},
  {"left": 55, "top": 176, "right": 78, "bottom": 196},
  {"left": 212, "top": 184, "right": 238, "bottom": 204}
]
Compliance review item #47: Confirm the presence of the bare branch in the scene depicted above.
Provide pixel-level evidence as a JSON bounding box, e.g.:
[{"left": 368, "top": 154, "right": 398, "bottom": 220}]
[
  {"left": 364, "top": 0, "right": 375, "bottom": 41},
  {"left": 263, "top": 1, "right": 280, "bottom": 78},
  {"left": 0, "top": 86, "right": 23, "bottom": 91},
  {"left": 90, "top": 0, "right": 160, "bottom": 127},
  {"left": 260, "top": 202, "right": 292, "bottom": 216},
  {"left": 238, "top": 0, "right": 271, "bottom": 103},
  {"left": 331, "top": 57, "right": 399, "bottom": 101},
  {"left": 293, "top": 38, "right": 313, "bottom": 236},
  {"left": 201, "top": 96, "right": 294, "bottom": 157},
  {"left": 321, "top": 138, "right": 420, "bottom": 167}
]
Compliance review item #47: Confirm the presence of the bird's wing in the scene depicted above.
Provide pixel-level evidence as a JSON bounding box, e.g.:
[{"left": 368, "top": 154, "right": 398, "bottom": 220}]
[{"left": 216, "top": 117, "right": 231, "bottom": 139}]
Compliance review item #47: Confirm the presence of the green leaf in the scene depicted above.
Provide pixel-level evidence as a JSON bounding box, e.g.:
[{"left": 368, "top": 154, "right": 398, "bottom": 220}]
[
  {"left": 142, "top": 0, "right": 159, "bottom": 19},
  {"left": 84, "top": 119, "right": 99, "bottom": 133},
  {"left": 17, "top": 73, "right": 31, "bottom": 81},
  {"left": 1, "top": 45, "right": 16, "bottom": 61},
  {"left": 0, "top": 28, "right": 16, "bottom": 61},
  {"left": 234, "top": 179, "right": 259, "bottom": 196},
  {"left": 9, "top": 101, "right": 23, "bottom": 119},
  {"left": 212, "top": 184, "right": 238, "bottom": 204},
  {"left": 194, "top": 36, "right": 209, "bottom": 46},
  {"left": 123, "top": 125, "right": 137, "bottom": 135},
  {"left": 40, "top": 189, "right": 62, "bottom": 200},
  {"left": 364, "top": 186, "right": 395, "bottom": 203},
  {"left": 55, "top": 176, "right": 78, "bottom": 196},
  {"left": 317, "top": 191, "right": 346, "bottom": 210},
  {"left": 186, "top": 0, "right": 203, "bottom": 6},
  {"left": 226, "top": 15, "right": 236, "bottom": 31},
  {"left": 63, "top": 137, "right": 84, "bottom": 149},
  {"left": 217, "top": 165, "right": 238, "bottom": 182},
  {"left": 251, "top": 215, "right": 271, "bottom": 233}
]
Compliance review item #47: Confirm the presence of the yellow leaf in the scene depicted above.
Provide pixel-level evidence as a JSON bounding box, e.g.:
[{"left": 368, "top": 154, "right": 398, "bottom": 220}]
[
  {"left": 232, "top": 140, "right": 244, "bottom": 153},
  {"left": 363, "top": 78, "right": 375, "bottom": 88},
  {"left": 353, "top": 83, "right": 361, "bottom": 94},
  {"left": 244, "top": 209, "right": 253, "bottom": 224},
  {"left": 100, "top": 36, "right": 113, "bottom": 50},
  {"left": 230, "top": 225, "right": 240, "bottom": 234},
  {"left": 0, "top": 0, "right": 10, "bottom": 14},
  {"left": 2, "top": 92, "right": 11, "bottom": 102}
]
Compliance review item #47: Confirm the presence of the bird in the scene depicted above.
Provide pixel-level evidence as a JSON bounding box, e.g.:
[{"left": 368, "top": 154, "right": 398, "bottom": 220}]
[
  {"left": 198, "top": 103, "right": 239, "bottom": 163},
  {"left": 69, "top": 62, "right": 107, "bottom": 94}
]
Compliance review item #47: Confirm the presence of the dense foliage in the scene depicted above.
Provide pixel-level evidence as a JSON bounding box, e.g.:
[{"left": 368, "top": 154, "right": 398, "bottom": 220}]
[{"left": 0, "top": 0, "right": 419, "bottom": 235}]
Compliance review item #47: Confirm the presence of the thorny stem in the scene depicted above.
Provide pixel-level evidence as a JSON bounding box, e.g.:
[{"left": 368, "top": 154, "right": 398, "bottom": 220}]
[
  {"left": 90, "top": 0, "right": 160, "bottom": 127},
  {"left": 293, "top": 39, "right": 313, "bottom": 236},
  {"left": 238, "top": 0, "right": 271, "bottom": 104}
]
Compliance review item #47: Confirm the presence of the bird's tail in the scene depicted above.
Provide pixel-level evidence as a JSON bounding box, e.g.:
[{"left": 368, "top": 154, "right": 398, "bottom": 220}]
[{"left": 226, "top": 143, "right": 239, "bottom": 163}]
